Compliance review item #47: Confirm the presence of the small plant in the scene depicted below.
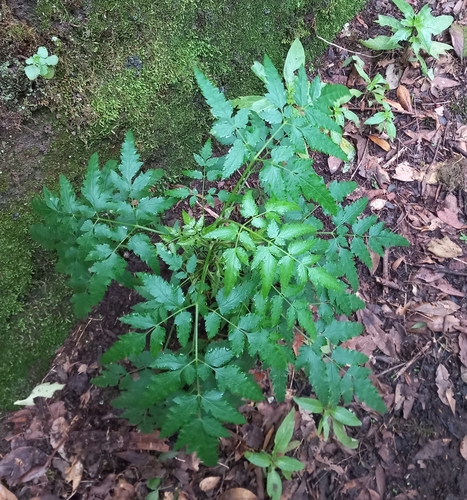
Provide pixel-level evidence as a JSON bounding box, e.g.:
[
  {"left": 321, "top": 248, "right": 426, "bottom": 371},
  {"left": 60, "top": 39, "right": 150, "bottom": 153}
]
[
  {"left": 460, "top": 233, "right": 467, "bottom": 243},
  {"left": 245, "top": 409, "right": 304, "bottom": 500},
  {"left": 295, "top": 396, "right": 362, "bottom": 448},
  {"left": 25, "top": 46, "right": 59, "bottom": 81},
  {"left": 31, "top": 40, "right": 409, "bottom": 466},
  {"left": 343, "top": 56, "right": 396, "bottom": 139},
  {"left": 145, "top": 478, "right": 161, "bottom": 500},
  {"left": 361, "top": 0, "right": 453, "bottom": 77}
]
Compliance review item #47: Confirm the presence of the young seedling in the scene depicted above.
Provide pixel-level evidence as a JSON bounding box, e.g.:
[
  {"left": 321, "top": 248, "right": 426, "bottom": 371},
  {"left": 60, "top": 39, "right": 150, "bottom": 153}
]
[
  {"left": 294, "top": 397, "right": 362, "bottom": 449},
  {"left": 245, "top": 409, "right": 304, "bottom": 500},
  {"left": 25, "top": 46, "right": 59, "bottom": 81},
  {"left": 361, "top": 0, "right": 453, "bottom": 77},
  {"left": 342, "top": 56, "right": 396, "bottom": 139}
]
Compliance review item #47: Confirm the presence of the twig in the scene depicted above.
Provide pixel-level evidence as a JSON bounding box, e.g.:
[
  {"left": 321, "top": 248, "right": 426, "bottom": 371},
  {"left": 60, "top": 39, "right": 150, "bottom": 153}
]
[
  {"left": 315, "top": 34, "right": 380, "bottom": 58},
  {"left": 409, "top": 263, "right": 467, "bottom": 278},
  {"left": 377, "top": 342, "right": 432, "bottom": 379},
  {"left": 380, "top": 147, "right": 407, "bottom": 170}
]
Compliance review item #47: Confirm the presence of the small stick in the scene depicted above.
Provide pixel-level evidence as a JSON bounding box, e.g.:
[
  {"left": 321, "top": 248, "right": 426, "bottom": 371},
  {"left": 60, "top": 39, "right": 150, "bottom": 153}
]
[
  {"left": 409, "top": 263, "right": 467, "bottom": 278},
  {"left": 315, "top": 34, "right": 380, "bottom": 58}
]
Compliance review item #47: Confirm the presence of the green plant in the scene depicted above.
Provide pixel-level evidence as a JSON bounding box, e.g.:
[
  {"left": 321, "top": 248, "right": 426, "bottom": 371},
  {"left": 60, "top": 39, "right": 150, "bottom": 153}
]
[
  {"left": 294, "top": 396, "right": 362, "bottom": 448},
  {"left": 146, "top": 478, "right": 161, "bottom": 500},
  {"left": 460, "top": 233, "right": 467, "bottom": 243},
  {"left": 361, "top": 0, "right": 453, "bottom": 77},
  {"left": 245, "top": 409, "right": 304, "bottom": 500},
  {"left": 342, "top": 56, "right": 396, "bottom": 139},
  {"left": 31, "top": 40, "right": 409, "bottom": 466},
  {"left": 24, "top": 46, "right": 59, "bottom": 81}
]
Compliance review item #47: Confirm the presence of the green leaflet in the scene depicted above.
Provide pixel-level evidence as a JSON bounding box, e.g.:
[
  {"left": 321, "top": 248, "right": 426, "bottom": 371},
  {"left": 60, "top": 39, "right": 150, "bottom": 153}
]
[
  {"left": 101, "top": 333, "right": 147, "bottom": 364},
  {"left": 222, "top": 140, "right": 248, "bottom": 179},
  {"left": 119, "top": 130, "right": 143, "bottom": 186},
  {"left": 194, "top": 67, "right": 233, "bottom": 120}
]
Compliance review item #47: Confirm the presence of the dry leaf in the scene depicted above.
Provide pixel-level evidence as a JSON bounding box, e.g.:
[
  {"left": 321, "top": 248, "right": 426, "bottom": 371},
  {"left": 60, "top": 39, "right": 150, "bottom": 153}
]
[
  {"left": 459, "top": 334, "right": 467, "bottom": 367},
  {"left": 393, "top": 162, "right": 422, "bottom": 182},
  {"left": 385, "top": 64, "right": 403, "bottom": 89},
  {"left": 293, "top": 330, "right": 306, "bottom": 356},
  {"left": 369, "top": 198, "right": 386, "bottom": 210},
  {"left": 114, "top": 479, "right": 135, "bottom": 500},
  {"left": 436, "top": 364, "right": 456, "bottom": 414},
  {"left": 437, "top": 208, "right": 466, "bottom": 229},
  {"left": 368, "top": 135, "right": 391, "bottom": 151},
  {"left": 0, "top": 484, "right": 18, "bottom": 500},
  {"left": 427, "top": 236, "right": 463, "bottom": 259},
  {"left": 396, "top": 85, "right": 413, "bottom": 113},
  {"left": 450, "top": 23, "right": 467, "bottom": 60},
  {"left": 328, "top": 155, "right": 343, "bottom": 174},
  {"left": 199, "top": 476, "right": 221, "bottom": 492},
  {"left": 384, "top": 98, "right": 405, "bottom": 112},
  {"left": 65, "top": 456, "right": 83, "bottom": 494},
  {"left": 218, "top": 488, "right": 258, "bottom": 500},
  {"left": 413, "top": 300, "right": 460, "bottom": 317},
  {"left": 461, "top": 437, "right": 467, "bottom": 461},
  {"left": 432, "top": 75, "right": 460, "bottom": 89},
  {"left": 414, "top": 439, "right": 451, "bottom": 460},
  {"left": 128, "top": 431, "right": 169, "bottom": 452}
]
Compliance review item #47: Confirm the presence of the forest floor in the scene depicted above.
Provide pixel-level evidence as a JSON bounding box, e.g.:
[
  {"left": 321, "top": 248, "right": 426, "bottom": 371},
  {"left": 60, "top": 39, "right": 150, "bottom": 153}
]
[{"left": 1, "top": 0, "right": 467, "bottom": 499}]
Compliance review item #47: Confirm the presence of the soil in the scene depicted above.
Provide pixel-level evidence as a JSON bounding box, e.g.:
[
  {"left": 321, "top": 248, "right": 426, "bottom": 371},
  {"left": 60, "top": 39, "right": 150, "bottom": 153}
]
[{"left": 1, "top": 0, "right": 467, "bottom": 499}]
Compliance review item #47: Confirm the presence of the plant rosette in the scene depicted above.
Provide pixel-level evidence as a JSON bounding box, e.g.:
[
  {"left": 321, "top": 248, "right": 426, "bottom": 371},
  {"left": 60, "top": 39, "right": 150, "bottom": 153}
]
[{"left": 25, "top": 46, "right": 59, "bottom": 81}]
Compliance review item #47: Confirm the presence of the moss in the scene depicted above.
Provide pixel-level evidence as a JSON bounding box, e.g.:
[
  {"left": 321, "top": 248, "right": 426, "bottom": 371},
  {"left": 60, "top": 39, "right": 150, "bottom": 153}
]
[
  {"left": 37, "top": 0, "right": 367, "bottom": 178},
  {"left": 450, "top": 95, "right": 467, "bottom": 123},
  {"left": 0, "top": 208, "right": 34, "bottom": 324},
  {"left": 0, "top": 127, "right": 94, "bottom": 409},
  {"left": 0, "top": 260, "right": 73, "bottom": 409}
]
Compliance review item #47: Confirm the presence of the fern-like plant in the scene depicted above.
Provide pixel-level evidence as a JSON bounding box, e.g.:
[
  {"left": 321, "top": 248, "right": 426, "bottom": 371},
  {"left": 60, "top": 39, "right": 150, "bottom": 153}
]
[{"left": 31, "top": 40, "right": 409, "bottom": 465}]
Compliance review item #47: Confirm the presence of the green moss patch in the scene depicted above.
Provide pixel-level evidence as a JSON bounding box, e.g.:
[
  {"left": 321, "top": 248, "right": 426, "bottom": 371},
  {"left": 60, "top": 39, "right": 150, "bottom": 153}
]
[{"left": 38, "top": 0, "right": 366, "bottom": 176}]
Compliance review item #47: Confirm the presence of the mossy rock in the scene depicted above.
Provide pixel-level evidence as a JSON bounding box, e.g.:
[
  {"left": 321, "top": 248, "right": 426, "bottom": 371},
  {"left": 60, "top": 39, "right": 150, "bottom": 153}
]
[{"left": 38, "top": 0, "right": 366, "bottom": 175}]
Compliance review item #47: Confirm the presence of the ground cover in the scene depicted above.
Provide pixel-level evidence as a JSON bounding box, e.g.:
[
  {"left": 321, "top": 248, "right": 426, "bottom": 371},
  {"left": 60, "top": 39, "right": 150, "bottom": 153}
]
[{"left": 0, "top": 0, "right": 467, "bottom": 498}]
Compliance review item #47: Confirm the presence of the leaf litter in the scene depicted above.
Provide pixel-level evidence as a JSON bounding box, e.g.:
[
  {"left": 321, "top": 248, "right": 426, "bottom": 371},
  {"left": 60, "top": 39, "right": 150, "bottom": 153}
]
[{"left": 1, "top": 0, "right": 467, "bottom": 498}]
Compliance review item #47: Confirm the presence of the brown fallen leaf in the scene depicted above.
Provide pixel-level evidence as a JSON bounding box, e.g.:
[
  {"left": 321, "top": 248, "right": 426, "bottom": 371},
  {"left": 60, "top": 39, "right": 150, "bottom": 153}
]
[
  {"left": 432, "top": 75, "right": 461, "bottom": 89},
  {"left": 368, "top": 135, "right": 391, "bottom": 151},
  {"left": 460, "top": 436, "right": 467, "bottom": 461},
  {"left": 369, "top": 198, "right": 386, "bottom": 211},
  {"left": 328, "top": 155, "right": 343, "bottom": 174},
  {"left": 0, "top": 447, "right": 48, "bottom": 487},
  {"left": 427, "top": 236, "right": 463, "bottom": 259},
  {"left": 218, "top": 488, "right": 258, "bottom": 500},
  {"left": 65, "top": 456, "right": 83, "bottom": 494},
  {"left": 396, "top": 85, "right": 413, "bottom": 113},
  {"left": 450, "top": 23, "right": 467, "bottom": 60},
  {"left": 414, "top": 439, "right": 451, "bottom": 460},
  {"left": 437, "top": 208, "right": 467, "bottom": 230},
  {"left": 199, "top": 476, "right": 221, "bottom": 492},
  {"left": 384, "top": 98, "right": 405, "bottom": 112},
  {"left": 413, "top": 300, "right": 460, "bottom": 317},
  {"left": 393, "top": 162, "right": 422, "bottom": 182},
  {"left": 428, "top": 280, "right": 464, "bottom": 298},
  {"left": 293, "top": 330, "right": 306, "bottom": 356},
  {"left": 0, "top": 484, "right": 18, "bottom": 500},
  {"left": 114, "top": 479, "right": 135, "bottom": 500},
  {"left": 129, "top": 431, "right": 169, "bottom": 452},
  {"left": 436, "top": 364, "right": 456, "bottom": 414},
  {"left": 459, "top": 334, "right": 467, "bottom": 367}
]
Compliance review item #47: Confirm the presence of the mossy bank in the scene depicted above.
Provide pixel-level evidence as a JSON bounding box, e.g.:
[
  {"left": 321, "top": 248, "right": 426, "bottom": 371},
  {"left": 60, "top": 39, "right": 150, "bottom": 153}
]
[{"left": 0, "top": 0, "right": 366, "bottom": 409}]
